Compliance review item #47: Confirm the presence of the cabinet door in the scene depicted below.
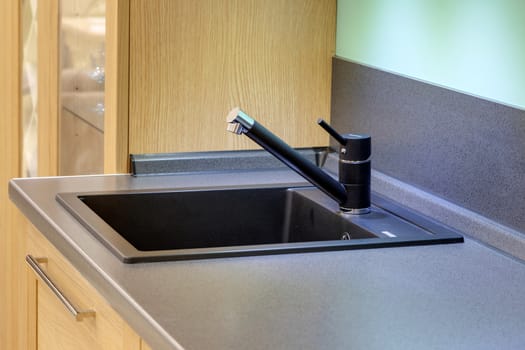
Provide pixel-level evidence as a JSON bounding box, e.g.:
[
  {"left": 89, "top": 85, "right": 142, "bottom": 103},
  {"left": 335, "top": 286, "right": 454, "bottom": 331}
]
[
  {"left": 127, "top": 0, "right": 336, "bottom": 155},
  {"left": 59, "top": 0, "right": 106, "bottom": 175},
  {"left": 27, "top": 228, "right": 142, "bottom": 350}
]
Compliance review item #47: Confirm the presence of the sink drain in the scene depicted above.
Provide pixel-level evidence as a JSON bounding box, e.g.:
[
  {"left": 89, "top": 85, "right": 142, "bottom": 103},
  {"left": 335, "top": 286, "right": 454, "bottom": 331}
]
[{"left": 341, "top": 232, "right": 351, "bottom": 240}]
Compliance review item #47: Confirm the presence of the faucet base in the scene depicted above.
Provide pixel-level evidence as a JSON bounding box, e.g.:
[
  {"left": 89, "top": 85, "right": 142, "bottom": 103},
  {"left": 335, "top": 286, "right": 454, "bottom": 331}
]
[{"left": 340, "top": 207, "right": 371, "bottom": 215}]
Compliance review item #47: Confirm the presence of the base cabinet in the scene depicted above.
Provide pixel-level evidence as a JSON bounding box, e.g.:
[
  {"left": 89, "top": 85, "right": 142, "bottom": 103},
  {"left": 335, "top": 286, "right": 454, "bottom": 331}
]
[
  {"left": 26, "top": 226, "right": 152, "bottom": 350},
  {"left": 37, "top": 281, "right": 125, "bottom": 350}
]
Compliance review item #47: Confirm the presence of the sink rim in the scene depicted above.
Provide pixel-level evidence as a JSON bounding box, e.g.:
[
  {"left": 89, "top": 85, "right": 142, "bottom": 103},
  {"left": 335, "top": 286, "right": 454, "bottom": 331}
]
[{"left": 56, "top": 184, "right": 463, "bottom": 263}]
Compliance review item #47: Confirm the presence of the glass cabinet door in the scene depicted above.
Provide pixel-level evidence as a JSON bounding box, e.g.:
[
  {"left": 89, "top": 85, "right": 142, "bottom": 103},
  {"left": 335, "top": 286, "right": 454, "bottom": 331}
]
[
  {"left": 22, "top": 0, "right": 106, "bottom": 177},
  {"left": 59, "top": 0, "right": 106, "bottom": 175}
]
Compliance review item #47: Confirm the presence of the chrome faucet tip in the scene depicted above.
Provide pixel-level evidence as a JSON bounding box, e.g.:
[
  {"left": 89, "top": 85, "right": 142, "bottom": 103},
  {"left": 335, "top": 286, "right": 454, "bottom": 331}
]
[
  {"left": 225, "top": 107, "right": 255, "bottom": 131},
  {"left": 226, "top": 122, "right": 244, "bottom": 134},
  {"left": 226, "top": 107, "right": 241, "bottom": 123}
]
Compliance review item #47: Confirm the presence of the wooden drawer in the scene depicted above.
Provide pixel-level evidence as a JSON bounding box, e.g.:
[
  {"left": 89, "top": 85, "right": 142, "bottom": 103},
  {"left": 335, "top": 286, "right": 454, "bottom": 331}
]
[{"left": 26, "top": 228, "right": 147, "bottom": 350}]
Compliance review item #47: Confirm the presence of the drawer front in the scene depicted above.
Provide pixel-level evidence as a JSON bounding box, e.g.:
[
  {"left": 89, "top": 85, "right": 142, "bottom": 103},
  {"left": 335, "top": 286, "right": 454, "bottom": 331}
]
[{"left": 27, "top": 228, "right": 141, "bottom": 350}]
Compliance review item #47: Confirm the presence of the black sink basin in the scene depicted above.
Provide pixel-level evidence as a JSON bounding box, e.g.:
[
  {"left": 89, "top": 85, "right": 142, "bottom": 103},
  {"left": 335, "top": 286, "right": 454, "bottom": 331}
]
[{"left": 56, "top": 185, "right": 463, "bottom": 263}]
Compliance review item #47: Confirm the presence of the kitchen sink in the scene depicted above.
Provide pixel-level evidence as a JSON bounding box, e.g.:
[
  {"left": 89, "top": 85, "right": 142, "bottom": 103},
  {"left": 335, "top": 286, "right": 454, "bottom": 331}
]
[{"left": 56, "top": 185, "right": 463, "bottom": 263}]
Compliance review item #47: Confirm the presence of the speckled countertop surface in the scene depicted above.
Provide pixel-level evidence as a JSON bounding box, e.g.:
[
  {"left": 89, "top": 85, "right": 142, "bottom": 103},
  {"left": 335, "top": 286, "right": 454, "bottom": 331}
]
[{"left": 9, "top": 168, "right": 525, "bottom": 350}]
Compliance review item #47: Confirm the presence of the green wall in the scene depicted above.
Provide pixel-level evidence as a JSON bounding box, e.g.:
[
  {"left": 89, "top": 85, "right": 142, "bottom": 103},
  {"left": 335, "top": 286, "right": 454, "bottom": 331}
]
[{"left": 336, "top": 0, "right": 525, "bottom": 109}]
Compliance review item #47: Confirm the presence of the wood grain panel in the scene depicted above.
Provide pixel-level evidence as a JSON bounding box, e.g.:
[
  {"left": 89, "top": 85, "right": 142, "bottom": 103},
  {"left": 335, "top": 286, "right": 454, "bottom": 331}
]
[
  {"left": 105, "top": 0, "right": 130, "bottom": 173},
  {"left": 128, "top": 0, "right": 335, "bottom": 154},
  {"left": 0, "top": 1, "right": 26, "bottom": 349},
  {"left": 37, "top": 0, "right": 59, "bottom": 176}
]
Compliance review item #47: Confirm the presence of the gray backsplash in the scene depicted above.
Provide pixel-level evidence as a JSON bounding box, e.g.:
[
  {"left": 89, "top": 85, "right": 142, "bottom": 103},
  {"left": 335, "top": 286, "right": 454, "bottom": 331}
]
[{"left": 331, "top": 57, "right": 525, "bottom": 234}]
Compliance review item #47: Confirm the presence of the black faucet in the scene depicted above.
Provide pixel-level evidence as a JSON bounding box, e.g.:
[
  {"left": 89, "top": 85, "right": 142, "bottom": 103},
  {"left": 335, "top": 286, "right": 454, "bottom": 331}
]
[{"left": 226, "top": 107, "right": 371, "bottom": 214}]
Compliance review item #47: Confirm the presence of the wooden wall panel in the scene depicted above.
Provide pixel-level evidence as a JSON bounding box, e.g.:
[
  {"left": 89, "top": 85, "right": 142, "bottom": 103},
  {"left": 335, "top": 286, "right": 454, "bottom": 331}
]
[
  {"left": 105, "top": 0, "right": 130, "bottom": 173},
  {"left": 0, "top": 0, "right": 25, "bottom": 349},
  {"left": 128, "top": 0, "right": 336, "bottom": 154},
  {"left": 37, "top": 0, "right": 59, "bottom": 176}
]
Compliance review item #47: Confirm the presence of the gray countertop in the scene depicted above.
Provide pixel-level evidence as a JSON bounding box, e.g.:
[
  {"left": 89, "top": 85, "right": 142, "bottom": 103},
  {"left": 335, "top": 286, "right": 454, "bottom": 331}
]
[{"left": 9, "top": 169, "right": 525, "bottom": 350}]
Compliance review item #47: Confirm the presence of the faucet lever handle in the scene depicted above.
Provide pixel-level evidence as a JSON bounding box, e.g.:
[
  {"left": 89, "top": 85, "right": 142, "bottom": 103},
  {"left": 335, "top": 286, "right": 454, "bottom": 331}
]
[{"left": 317, "top": 119, "right": 347, "bottom": 146}]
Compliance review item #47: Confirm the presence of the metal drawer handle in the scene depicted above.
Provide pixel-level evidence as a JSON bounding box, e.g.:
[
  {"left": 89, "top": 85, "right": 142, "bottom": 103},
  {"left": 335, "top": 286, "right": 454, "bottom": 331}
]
[{"left": 26, "top": 255, "right": 96, "bottom": 321}]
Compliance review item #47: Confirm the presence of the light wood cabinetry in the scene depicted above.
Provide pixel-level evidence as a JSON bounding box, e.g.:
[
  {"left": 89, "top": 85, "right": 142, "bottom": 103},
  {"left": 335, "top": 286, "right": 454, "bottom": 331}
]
[
  {"left": 35, "top": 0, "right": 336, "bottom": 174},
  {"left": 106, "top": 0, "right": 336, "bottom": 172},
  {"left": 0, "top": 1, "right": 25, "bottom": 349},
  {"left": 105, "top": 0, "right": 131, "bottom": 173},
  {"left": 34, "top": 0, "right": 336, "bottom": 174},
  {"left": 125, "top": 0, "right": 336, "bottom": 156},
  {"left": 26, "top": 226, "right": 151, "bottom": 350},
  {"left": 2, "top": 1, "right": 336, "bottom": 349}
]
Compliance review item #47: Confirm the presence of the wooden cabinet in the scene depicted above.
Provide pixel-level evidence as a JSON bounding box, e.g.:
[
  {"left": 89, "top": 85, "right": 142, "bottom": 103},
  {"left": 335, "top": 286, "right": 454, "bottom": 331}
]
[
  {"left": 2, "top": 1, "right": 336, "bottom": 349},
  {"left": 36, "top": 0, "right": 336, "bottom": 174},
  {"left": 125, "top": 0, "right": 335, "bottom": 154},
  {"left": 107, "top": 0, "right": 337, "bottom": 172},
  {"left": 26, "top": 226, "right": 151, "bottom": 350},
  {"left": 1, "top": 1, "right": 24, "bottom": 349},
  {"left": 59, "top": 4, "right": 106, "bottom": 175}
]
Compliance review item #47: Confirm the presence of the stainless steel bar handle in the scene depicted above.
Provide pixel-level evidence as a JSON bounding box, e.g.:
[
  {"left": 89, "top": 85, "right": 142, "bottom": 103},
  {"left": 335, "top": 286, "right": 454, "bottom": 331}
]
[{"left": 25, "top": 255, "right": 96, "bottom": 321}]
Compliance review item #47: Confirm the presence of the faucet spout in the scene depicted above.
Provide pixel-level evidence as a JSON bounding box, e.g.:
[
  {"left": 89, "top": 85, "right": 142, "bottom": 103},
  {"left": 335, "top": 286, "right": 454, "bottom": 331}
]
[{"left": 226, "top": 107, "right": 348, "bottom": 206}]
